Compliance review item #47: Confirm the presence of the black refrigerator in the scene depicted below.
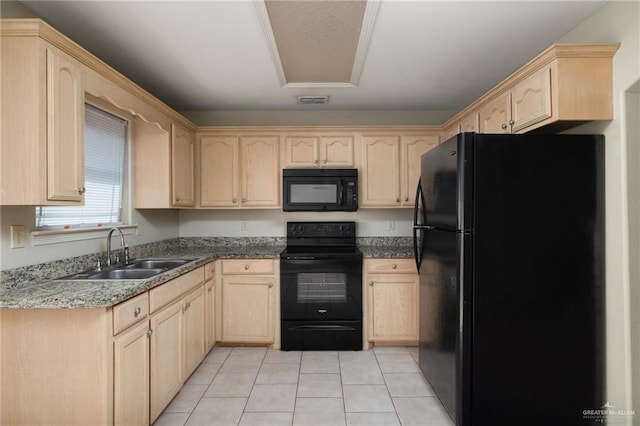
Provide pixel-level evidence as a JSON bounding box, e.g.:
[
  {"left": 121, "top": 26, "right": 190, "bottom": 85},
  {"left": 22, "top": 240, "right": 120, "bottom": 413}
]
[{"left": 413, "top": 133, "right": 605, "bottom": 426}]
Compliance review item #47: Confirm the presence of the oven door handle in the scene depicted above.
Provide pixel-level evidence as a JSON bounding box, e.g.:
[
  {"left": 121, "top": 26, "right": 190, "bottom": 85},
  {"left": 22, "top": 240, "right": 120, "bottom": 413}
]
[
  {"left": 289, "top": 325, "right": 356, "bottom": 331},
  {"left": 283, "top": 256, "right": 317, "bottom": 260}
]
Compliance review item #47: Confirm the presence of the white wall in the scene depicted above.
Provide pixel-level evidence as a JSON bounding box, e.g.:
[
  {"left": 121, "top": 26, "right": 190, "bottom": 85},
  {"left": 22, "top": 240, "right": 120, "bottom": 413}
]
[
  {"left": 558, "top": 0, "right": 640, "bottom": 417},
  {"left": 179, "top": 209, "right": 413, "bottom": 238}
]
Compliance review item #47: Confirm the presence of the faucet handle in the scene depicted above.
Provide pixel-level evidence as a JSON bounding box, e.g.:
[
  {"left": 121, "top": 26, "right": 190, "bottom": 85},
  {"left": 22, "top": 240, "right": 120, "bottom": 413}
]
[
  {"left": 96, "top": 257, "right": 102, "bottom": 271},
  {"left": 123, "top": 245, "right": 130, "bottom": 264}
]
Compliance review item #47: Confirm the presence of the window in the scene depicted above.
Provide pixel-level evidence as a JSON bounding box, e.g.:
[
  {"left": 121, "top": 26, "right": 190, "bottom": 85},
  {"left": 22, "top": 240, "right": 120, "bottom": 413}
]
[{"left": 36, "top": 104, "right": 127, "bottom": 229}]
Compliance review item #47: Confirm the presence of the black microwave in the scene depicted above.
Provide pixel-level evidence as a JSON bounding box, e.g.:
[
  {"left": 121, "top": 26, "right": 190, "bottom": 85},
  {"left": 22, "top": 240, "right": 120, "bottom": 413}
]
[{"left": 283, "top": 169, "right": 358, "bottom": 212}]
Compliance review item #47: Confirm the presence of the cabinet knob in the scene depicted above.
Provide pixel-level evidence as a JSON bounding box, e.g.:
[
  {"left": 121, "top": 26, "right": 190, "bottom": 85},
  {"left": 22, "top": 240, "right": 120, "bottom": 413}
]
[
  {"left": 244, "top": 264, "right": 250, "bottom": 270},
  {"left": 242, "top": 198, "right": 247, "bottom": 203},
  {"left": 392, "top": 264, "right": 397, "bottom": 269},
  {"left": 133, "top": 307, "right": 141, "bottom": 317},
  {"left": 404, "top": 197, "right": 409, "bottom": 202},
  {"left": 232, "top": 198, "right": 237, "bottom": 203},
  {"left": 509, "top": 119, "right": 515, "bottom": 125},
  {"left": 395, "top": 198, "right": 400, "bottom": 203},
  {"left": 313, "top": 159, "right": 318, "bottom": 164},
  {"left": 322, "top": 159, "right": 327, "bottom": 164},
  {"left": 369, "top": 281, "right": 374, "bottom": 286},
  {"left": 146, "top": 329, "right": 153, "bottom": 337},
  {"left": 208, "top": 286, "right": 213, "bottom": 292},
  {"left": 78, "top": 187, "right": 86, "bottom": 195},
  {"left": 175, "top": 196, "right": 181, "bottom": 202},
  {"left": 268, "top": 283, "right": 274, "bottom": 288},
  {"left": 501, "top": 124, "right": 508, "bottom": 130}
]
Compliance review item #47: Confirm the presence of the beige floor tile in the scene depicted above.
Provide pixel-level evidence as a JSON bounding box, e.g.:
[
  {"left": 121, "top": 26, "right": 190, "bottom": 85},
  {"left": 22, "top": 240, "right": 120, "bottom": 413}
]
[
  {"left": 203, "top": 346, "right": 232, "bottom": 364},
  {"left": 372, "top": 346, "right": 410, "bottom": 355},
  {"left": 393, "top": 397, "right": 455, "bottom": 426},
  {"left": 345, "top": 412, "right": 401, "bottom": 425},
  {"left": 185, "top": 397, "right": 247, "bottom": 426},
  {"left": 204, "top": 372, "right": 257, "bottom": 397},
  {"left": 164, "top": 384, "right": 208, "bottom": 412},
  {"left": 256, "top": 362, "right": 300, "bottom": 384},
  {"left": 297, "top": 373, "right": 343, "bottom": 397},
  {"left": 301, "top": 353, "right": 340, "bottom": 373},
  {"left": 231, "top": 346, "right": 268, "bottom": 358},
  {"left": 152, "top": 411, "right": 190, "bottom": 426},
  {"left": 219, "top": 356, "right": 263, "bottom": 374},
  {"left": 340, "top": 362, "right": 385, "bottom": 385},
  {"left": 186, "top": 362, "right": 222, "bottom": 385},
  {"left": 384, "top": 373, "right": 434, "bottom": 397},
  {"left": 376, "top": 354, "right": 421, "bottom": 373},
  {"left": 264, "top": 349, "right": 302, "bottom": 364},
  {"left": 239, "top": 412, "right": 294, "bottom": 425},
  {"left": 343, "top": 384, "right": 394, "bottom": 413},
  {"left": 338, "top": 350, "right": 377, "bottom": 366},
  {"left": 293, "top": 397, "right": 346, "bottom": 426},
  {"left": 245, "top": 384, "right": 297, "bottom": 412}
]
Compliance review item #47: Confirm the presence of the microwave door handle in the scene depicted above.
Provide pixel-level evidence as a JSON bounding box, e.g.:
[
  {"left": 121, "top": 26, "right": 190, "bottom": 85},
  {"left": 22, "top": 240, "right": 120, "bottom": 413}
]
[{"left": 338, "top": 180, "right": 344, "bottom": 206}]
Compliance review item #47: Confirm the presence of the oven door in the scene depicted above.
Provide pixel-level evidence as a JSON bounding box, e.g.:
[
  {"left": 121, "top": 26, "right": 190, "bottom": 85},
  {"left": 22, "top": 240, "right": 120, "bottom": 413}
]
[{"left": 280, "top": 256, "right": 362, "bottom": 321}]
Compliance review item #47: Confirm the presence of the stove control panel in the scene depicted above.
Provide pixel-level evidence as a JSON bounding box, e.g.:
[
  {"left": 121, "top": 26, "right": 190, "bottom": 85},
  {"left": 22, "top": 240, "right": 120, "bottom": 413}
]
[{"left": 287, "top": 221, "right": 356, "bottom": 238}]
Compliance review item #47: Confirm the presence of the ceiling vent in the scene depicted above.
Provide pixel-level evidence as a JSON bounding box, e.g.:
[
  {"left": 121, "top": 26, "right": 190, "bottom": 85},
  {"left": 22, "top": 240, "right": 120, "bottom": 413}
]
[{"left": 297, "top": 95, "right": 330, "bottom": 105}]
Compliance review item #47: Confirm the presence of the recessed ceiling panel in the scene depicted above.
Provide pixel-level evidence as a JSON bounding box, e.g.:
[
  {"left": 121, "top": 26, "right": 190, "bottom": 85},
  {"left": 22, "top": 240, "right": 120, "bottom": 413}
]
[{"left": 264, "top": 0, "right": 367, "bottom": 84}]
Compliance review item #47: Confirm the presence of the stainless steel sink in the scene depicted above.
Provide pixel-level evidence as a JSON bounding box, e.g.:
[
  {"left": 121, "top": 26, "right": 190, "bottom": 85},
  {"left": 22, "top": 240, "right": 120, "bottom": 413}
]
[
  {"left": 125, "top": 258, "right": 191, "bottom": 270},
  {"left": 56, "top": 257, "right": 195, "bottom": 280},
  {"left": 87, "top": 268, "right": 165, "bottom": 280}
]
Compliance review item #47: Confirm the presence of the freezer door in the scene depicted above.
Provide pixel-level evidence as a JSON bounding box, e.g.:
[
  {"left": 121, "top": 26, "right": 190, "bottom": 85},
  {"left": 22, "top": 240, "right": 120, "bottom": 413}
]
[
  {"left": 418, "top": 228, "right": 472, "bottom": 426},
  {"left": 421, "top": 133, "right": 473, "bottom": 231}
]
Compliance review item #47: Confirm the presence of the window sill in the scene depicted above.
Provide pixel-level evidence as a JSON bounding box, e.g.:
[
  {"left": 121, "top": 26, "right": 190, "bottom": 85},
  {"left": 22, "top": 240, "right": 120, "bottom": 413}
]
[{"left": 31, "top": 224, "right": 138, "bottom": 246}]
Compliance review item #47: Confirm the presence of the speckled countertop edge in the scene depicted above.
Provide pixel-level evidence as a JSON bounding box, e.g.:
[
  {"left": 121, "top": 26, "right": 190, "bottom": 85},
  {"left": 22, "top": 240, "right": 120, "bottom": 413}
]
[{"left": 0, "top": 239, "right": 412, "bottom": 310}]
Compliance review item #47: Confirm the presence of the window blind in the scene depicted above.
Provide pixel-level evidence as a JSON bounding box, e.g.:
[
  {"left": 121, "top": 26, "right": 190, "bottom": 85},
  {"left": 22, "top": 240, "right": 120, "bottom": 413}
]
[{"left": 36, "top": 104, "right": 127, "bottom": 229}]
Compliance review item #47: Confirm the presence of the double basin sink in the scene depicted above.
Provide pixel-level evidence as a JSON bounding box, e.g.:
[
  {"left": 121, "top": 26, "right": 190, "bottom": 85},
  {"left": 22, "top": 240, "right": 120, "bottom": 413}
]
[{"left": 59, "top": 258, "right": 194, "bottom": 280}]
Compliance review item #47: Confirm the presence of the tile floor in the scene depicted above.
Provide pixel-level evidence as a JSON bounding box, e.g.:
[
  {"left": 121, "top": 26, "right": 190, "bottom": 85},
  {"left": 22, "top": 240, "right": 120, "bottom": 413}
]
[{"left": 153, "top": 346, "right": 454, "bottom": 426}]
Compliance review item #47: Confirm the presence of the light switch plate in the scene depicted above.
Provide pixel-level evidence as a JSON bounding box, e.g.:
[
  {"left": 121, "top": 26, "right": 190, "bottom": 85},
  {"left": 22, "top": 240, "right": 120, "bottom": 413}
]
[
  {"left": 10, "top": 225, "right": 26, "bottom": 248},
  {"left": 241, "top": 221, "right": 249, "bottom": 231}
]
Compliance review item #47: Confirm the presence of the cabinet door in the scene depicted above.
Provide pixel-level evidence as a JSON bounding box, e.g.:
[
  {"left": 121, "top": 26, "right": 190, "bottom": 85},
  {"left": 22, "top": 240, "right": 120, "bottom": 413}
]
[
  {"left": 479, "top": 93, "right": 511, "bottom": 133},
  {"left": 511, "top": 66, "right": 552, "bottom": 133},
  {"left": 367, "top": 274, "right": 419, "bottom": 343},
  {"left": 284, "top": 136, "right": 318, "bottom": 168},
  {"left": 361, "top": 136, "right": 401, "bottom": 206},
  {"left": 199, "top": 136, "right": 239, "bottom": 207},
  {"left": 319, "top": 136, "right": 354, "bottom": 167},
  {"left": 222, "top": 275, "right": 275, "bottom": 343},
  {"left": 240, "top": 136, "right": 280, "bottom": 207},
  {"left": 459, "top": 113, "right": 480, "bottom": 133},
  {"left": 400, "top": 135, "right": 439, "bottom": 206},
  {"left": 150, "top": 301, "right": 183, "bottom": 423},
  {"left": 114, "top": 321, "right": 150, "bottom": 426},
  {"left": 46, "top": 48, "right": 84, "bottom": 202},
  {"left": 171, "top": 123, "right": 195, "bottom": 207},
  {"left": 183, "top": 286, "right": 206, "bottom": 380}
]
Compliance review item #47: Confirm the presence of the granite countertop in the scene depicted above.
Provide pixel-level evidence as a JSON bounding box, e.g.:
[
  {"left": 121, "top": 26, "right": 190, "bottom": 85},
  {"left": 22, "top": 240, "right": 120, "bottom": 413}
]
[
  {"left": 0, "top": 245, "right": 285, "bottom": 310},
  {"left": 0, "top": 241, "right": 411, "bottom": 310}
]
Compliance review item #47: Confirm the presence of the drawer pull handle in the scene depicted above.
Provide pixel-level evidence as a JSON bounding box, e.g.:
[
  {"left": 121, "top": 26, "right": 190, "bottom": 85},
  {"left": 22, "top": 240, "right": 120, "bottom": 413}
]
[
  {"left": 392, "top": 264, "right": 397, "bottom": 269},
  {"left": 133, "top": 307, "right": 141, "bottom": 317},
  {"left": 244, "top": 265, "right": 250, "bottom": 270}
]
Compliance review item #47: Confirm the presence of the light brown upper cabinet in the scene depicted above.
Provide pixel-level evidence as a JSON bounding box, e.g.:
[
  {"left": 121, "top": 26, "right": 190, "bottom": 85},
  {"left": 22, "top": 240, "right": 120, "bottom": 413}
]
[
  {"left": 135, "top": 121, "right": 196, "bottom": 208},
  {"left": 361, "top": 134, "right": 439, "bottom": 207},
  {"left": 400, "top": 135, "right": 439, "bottom": 206},
  {"left": 171, "top": 123, "right": 196, "bottom": 207},
  {"left": 1, "top": 36, "right": 85, "bottom": 205},
  {"left": 479, "top": 66, "right": 552, "bottom": 134},
  {"left": 283, "top": 134, "right": 354, "bottom": 168},
  {"left": 198, "top": 133, "right": 280, "bottom": 208},
  {"left": 447, "top": 44, "right": 618, "bottom": 135}
]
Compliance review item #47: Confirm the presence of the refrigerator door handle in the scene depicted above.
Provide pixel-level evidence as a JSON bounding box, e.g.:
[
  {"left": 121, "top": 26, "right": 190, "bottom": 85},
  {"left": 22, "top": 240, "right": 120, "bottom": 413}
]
[
  {"left": 413, "top": 179, "right": 426, "bottom": 227},
  {"left": 413, "top": 227, "right": 422, "bottom": 270}
]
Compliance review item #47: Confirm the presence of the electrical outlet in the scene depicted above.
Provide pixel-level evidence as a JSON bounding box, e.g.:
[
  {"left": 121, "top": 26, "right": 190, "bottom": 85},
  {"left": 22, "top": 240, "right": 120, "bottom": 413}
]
[
  {"left": 241, "top": 221, "right": 249, "bottom": 231},
  {"left": 10, "top": 225, "right": 26, "bottom": 248},
  {"left": 386, "top": 220, "right": 395, "bottom": 231}
]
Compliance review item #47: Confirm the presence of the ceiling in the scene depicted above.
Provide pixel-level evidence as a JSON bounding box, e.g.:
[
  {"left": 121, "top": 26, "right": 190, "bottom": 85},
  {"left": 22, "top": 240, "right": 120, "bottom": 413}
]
[{"left": 19, "top": 0, "right": 607, "bottom": 113}]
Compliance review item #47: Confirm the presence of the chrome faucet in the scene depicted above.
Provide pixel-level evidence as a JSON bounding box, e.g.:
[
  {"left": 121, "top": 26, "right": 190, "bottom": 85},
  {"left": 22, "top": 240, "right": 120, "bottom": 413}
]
[{"left": 106, "top": 227, "right": 130, "bottom": 266}]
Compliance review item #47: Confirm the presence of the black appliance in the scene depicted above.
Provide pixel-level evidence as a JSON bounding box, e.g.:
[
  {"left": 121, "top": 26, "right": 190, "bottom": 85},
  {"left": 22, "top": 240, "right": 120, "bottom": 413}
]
[
  {"left": 413, "top": 133, "right": 604, "bottom": 425},
  {"left": 280, "top": 221, "right": 363, "bottom": 350},
  {"left": 282, "top": 169, "right": 358, "bottom": 212}
]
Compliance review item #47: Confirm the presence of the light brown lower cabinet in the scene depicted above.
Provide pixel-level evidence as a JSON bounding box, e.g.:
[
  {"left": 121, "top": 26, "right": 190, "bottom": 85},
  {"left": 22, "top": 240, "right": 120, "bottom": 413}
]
[
  {"left": 365, "top": 259, "right": 419, "bottom": 345},
  {"left": 114, "top": 320, "right": 151, "bottom": 426}
]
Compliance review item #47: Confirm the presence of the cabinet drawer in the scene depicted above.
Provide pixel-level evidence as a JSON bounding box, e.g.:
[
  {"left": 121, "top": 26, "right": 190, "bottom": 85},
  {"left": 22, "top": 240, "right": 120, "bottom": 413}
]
[
  {"left": 205, "top": 261, "right": 216, "bottom": 280},
  {"left": 221, "top": 259, "right": 274, "bottom": 275},
  {"left": 365, "top": 258, "right": 415, "bottom": 274},
  {"left": 113, "top": 292, "right": 149, "bottom": 335},
  {"left": 149, "top": 267, "right": 205, "bottom": 313}
]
